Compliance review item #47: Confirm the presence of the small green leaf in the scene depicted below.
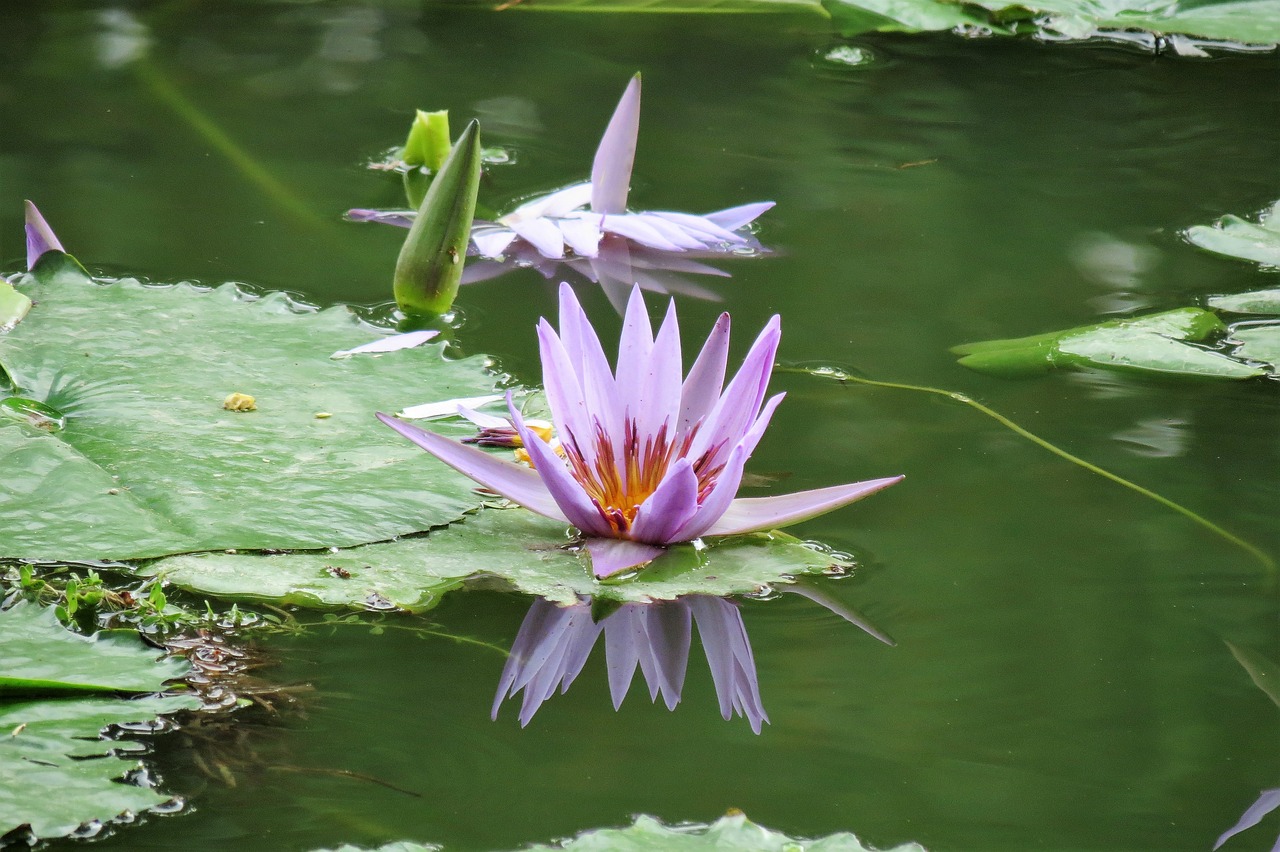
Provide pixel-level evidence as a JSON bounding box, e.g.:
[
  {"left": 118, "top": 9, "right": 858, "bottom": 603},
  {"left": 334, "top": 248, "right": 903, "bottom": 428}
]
[
  {"left": 142, "top": 507, "right": 852, "bottom": 612},
  {"left": 0, "top": 277, "right": 31, "bottom": 333},
  {"left": 954, "top": 308, "right": 1264, "bottom": 380},
  {"left": 1208, "top": 288, "right": 1280, "bottom": 314},
  {"left": 1231, "top": 324, "right": 1280, "bottom": 373},
  {"left": 1186, "top": 200, "right": 1280, "bottom": 268},
  {"left": 394, "top": 119, "right": 482, "bottom": 317}
]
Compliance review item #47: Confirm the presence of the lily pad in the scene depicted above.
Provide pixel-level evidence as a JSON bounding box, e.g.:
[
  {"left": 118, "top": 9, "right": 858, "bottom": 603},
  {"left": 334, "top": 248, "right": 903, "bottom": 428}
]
[
  {"left": 492, "top": 0, "right": 827, "bottom": 13},
  {"left": 142, "top": 507, "right": 852, "bottom": 612},
  {"left": 0, "top": 601, "right": 190, "bottom": 696},
  {"left": 1186, "top": 200, "right": 1280, "bottom": 268},
  {"left": 954, "top": 308, "right": 1264, "bottom": 379},
  {"left": 1209, "top": 288, "right": 1280, "bottom": 315},
  {"left": 0, "top": 602, "right": 199, "bottom": 842},
  {"left": 0, "top": 253, "right": 501, "bottom": 562},
  {"left": 825, "top": 0, "right": 1280, "bottom": 42},
  {"left": 320, "top": 812, "right": 926, "bottom": 851},
  {"left": 1231, "top": 325, "right": 1280, "bottom": 373}
]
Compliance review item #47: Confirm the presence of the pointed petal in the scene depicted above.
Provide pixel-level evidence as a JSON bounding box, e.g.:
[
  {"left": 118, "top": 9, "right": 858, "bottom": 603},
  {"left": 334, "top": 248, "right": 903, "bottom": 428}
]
[
  {"left": 504, "top": 183, "right": 592, "bottom": 222},
  {"left": 703, "top": 201, "right": 775, "bottom": 232},
  {"left": 636, "top": 298, "right": 683, "bottom": 441},
  {"left": 690, "top": 596, "right": 768, "bottom": 733},
  {"left": 650, "top": 210, "right": 744, "bottom": 244},
  {"left": 471, "top": 226, "right": 519, "bottom": 259},
  {"left": 584, "top": 538, "right": 667, "bottom": 579},
  {"left": 493, "top": 597, "right": 561, "bottom": 720},
  {"left": 558, "top": 216, "right": 604, "bottom": 258},
  {"left": 330, "top": 330, "right": 438, "bottom": 359},
  {"left": 508, "top": 400, "right": 613, "bottom": 538},
  {"left": 1214, "top": 788, "right": 1280, "bottom": 851},
  {"left": 25, "top": 201, "right": 64, "bottom": 270},
  {"left": 687, "top": 315, "right": 780, "bottom": 466},
  {"left": 345, "top": 208, "right": 415, "bottom": 228},
  {"left": 615, "top": 285, "right": 654, "bottom": 421},
  {"left": 602, "top": 214, "right": 687, "bottom": 252},
  {"left": 632, "top": 213, "right": 709, "bottom": 250},
  {"left": 679, "top": 312, "right": 730, "bottom": 436},
  {"left": 455, "top": 405, "right": 511, "bottom": 431},
  {"left": 509, "top": 217, "right": 566, "bottom": 260},
  {"left": 591, "top": 75, "right": 641, "bottom": 215},
  {"left": 556, "top": 283, "right": 622, "bottom": 442},
  {"left": 377, "top": 413, "right": 569, "bottom": 523},
  {"left": 537, "top": 317, "right": 595, "bottom": 462},
  {"left": 630, "top": 459, "right": 700, "bottom": 544},
  {"left": 704, "top": 475, "right": 904, "bottom": 537}
]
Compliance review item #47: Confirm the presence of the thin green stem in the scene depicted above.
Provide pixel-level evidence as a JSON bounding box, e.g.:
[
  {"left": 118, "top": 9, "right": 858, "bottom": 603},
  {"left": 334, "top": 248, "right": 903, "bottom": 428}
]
[
  {"left": 132, "top": 59, "right": 322, "bottom": 227},
  {"left": 778, "top": 365, "right": 1276, "bottom": 573}
]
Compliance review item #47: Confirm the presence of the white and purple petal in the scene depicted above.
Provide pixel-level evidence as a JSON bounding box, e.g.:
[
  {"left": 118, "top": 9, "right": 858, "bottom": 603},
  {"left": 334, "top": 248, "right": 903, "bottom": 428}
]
[
  {"left": 591, "top": 75, "right": 641, "bottom": 216},
  {"left": 705, "top": 475, "right": 905, "bottom": 537}
]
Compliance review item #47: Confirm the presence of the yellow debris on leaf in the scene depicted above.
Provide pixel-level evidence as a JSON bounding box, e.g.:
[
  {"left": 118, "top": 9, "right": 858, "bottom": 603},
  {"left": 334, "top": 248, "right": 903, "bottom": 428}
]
[{"left": 223, "top": 392, "right": 257, "bottom": 412}]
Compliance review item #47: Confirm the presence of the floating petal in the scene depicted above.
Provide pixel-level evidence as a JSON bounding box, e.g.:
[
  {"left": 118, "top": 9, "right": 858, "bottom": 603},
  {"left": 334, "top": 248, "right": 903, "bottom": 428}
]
[
  {"left": 330, "top": 329, "right": 438, "bottom": 359},
  {"left": 399, "top": 393, "right": 503, "bottom": 419}
]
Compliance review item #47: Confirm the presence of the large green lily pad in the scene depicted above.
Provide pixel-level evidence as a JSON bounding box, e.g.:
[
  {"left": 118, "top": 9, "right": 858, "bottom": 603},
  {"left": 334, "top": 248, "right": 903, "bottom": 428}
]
[
  {"left": 0, "top": 253, "right": 500, "bottom": 562},
  {"left": 953, "top": 307, "right": 1264, "bottom": 379},
  {"left": 0, "top": 277, "right": 31, "bottom": 333},
  {"left": 0, "top": 601, "right": 199, "bottom": 842},
  {"left": 825, "top": 0, "right": 1280, "bottom": 42},
  {"left": 142, "top": 507, "right": 852, "bottom": 611},
  {"left": 1186, "top": 200, "right": 1280, "bottom": 268},
  {"left": 0, "top": 601, "right": 190, "bottom": 696}
]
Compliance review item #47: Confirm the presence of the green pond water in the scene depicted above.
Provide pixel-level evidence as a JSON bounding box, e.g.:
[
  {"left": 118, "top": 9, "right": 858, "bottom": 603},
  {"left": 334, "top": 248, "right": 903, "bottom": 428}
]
[{"left": 4, "top": 3, "right": 1280, "bottom": 850}]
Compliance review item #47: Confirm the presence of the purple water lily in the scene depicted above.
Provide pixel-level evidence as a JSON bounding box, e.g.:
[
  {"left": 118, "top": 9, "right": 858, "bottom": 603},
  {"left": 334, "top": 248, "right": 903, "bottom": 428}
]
[
  {"left": 377, "top": 283, "right": 902, "bottom": 578},
  {"left": 493, "top": 595, "right": 767, "bottom": 733},
  {"left": 350, "top": 75, "right": 774, "bottom": 261}
]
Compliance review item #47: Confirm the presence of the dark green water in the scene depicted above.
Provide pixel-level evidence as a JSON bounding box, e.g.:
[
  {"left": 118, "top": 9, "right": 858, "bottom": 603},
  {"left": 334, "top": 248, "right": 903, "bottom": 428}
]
[{"left": 4, "top": 3, "right": 1279, "bottom": 850}]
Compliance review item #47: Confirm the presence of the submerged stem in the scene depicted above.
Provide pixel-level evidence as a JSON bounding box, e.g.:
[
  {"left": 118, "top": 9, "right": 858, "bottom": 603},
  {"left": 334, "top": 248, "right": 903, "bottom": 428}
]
[
  {"left": 777, "top": 365, "right": 1276, "bottom": 573},
  {"left": 132, "top": 59, "right": 321, "bottom": 227}
]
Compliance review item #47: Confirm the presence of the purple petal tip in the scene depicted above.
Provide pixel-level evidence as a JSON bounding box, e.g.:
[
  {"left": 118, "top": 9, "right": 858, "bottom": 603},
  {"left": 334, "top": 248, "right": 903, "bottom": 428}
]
[{"left": 24, "top": 200, "right": 65, "bottom": 270}]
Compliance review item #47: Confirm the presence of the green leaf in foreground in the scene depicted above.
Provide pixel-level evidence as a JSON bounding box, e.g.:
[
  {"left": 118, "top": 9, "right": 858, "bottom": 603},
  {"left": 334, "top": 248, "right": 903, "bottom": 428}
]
[
  {"left": 0, "top": 601, "right": 190, "bottom": 696},
  {"left": 824, "top": 0, "right": 1004, "bottom": 35},
  {"left": 0, "top": 602, "right": 199, "bottom": 842},
  {"left": 0, "top": 276, "right": 31, "bottom": 333},
  {"left": 1208, "top": 288, "right": 1280, "bottom": 315},
  {"left": 394, "top": 119, "right": 482, "bottom": 317},
  {"left": 953, "top": 307, "right": 1264, "bottom": 379},
  {"left": 1186, "top": 199, "right": 1280, "bottom": 268},
  {"left": 1231, "top": 325, "right": 1280, "bottom": 374},
  {"left": 0, "top": 257, "right": 499, "bottom": 562},
  {"left": 493, "top": 0, "right": 827, "bottom": 13},
  {"left": 320, "top": 812, "right": 926, "bottom": 852},
  {"left": 142, "top": 507, "right": 851, "bottom": 612}
]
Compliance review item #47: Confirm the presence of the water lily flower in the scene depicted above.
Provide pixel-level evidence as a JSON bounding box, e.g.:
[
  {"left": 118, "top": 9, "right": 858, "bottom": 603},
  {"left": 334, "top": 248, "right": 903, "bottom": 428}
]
[
  {"left": 351, "top": 75, "right": 774, "bottom": 261},
  {"left": 493, "top": 594, "right": 766, "bottom": 732},
  {"left": 377, "top": 283, "right": 902, "bottom": 578}
]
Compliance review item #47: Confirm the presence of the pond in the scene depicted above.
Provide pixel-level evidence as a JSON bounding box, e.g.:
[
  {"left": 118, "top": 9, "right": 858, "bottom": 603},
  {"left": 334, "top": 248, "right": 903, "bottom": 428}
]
[{"left": 2, "top": 3, "right": 1279, "bottom": 851}]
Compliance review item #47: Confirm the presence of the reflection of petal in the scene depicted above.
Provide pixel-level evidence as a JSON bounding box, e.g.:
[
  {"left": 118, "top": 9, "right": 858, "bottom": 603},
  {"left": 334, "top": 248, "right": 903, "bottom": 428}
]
[
  {"left": 345, "top": 208, "right": 414, "bottom": 228},
  {"left": 1213, "top": 788, "right": 1280, "bottom": 851},
  {"left": 689, "top": 596, "right": 768, "bottom": 734}
]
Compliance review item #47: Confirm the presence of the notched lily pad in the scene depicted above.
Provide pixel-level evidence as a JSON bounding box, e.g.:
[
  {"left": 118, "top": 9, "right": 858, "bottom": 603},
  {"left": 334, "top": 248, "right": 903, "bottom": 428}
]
[
  {"left": 1231, "top": 324, "right": 1280, "bottom": 374},
  {"left": 142, "top": 507, "right": 852, "bottom": 612},
  {"left": 954, "top": 308, "right": 1263, "bottom": 379},
  {"left": 1186, "top": 200, "right": 1280, "bottom": 268},
  {"left": 0, "top": 253, "right": 502, "bottom": 562},
  {"left": 1209, "top": 287, "right": 1280, "bottom": 315},
  {"left": 0, "top": 277, "right": 31, "bottom": 332},
  {"left": 319, "top": 812, "right": 926, "bottom": 852},
  {"left": 0, "top": 601, "right": 190, "bottom": 695},
  {"left": 0, "top": 602, "right": 199, "bottom": 842}
]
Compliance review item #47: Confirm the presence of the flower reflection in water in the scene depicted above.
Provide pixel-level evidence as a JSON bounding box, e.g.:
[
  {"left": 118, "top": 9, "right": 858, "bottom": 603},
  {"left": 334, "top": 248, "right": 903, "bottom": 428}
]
[
  {"left": 493, "top": 588, "right": 891, "bottom": 734},
  {"left": 493, "top": 594, "right": 767, "bottom": 732}
]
